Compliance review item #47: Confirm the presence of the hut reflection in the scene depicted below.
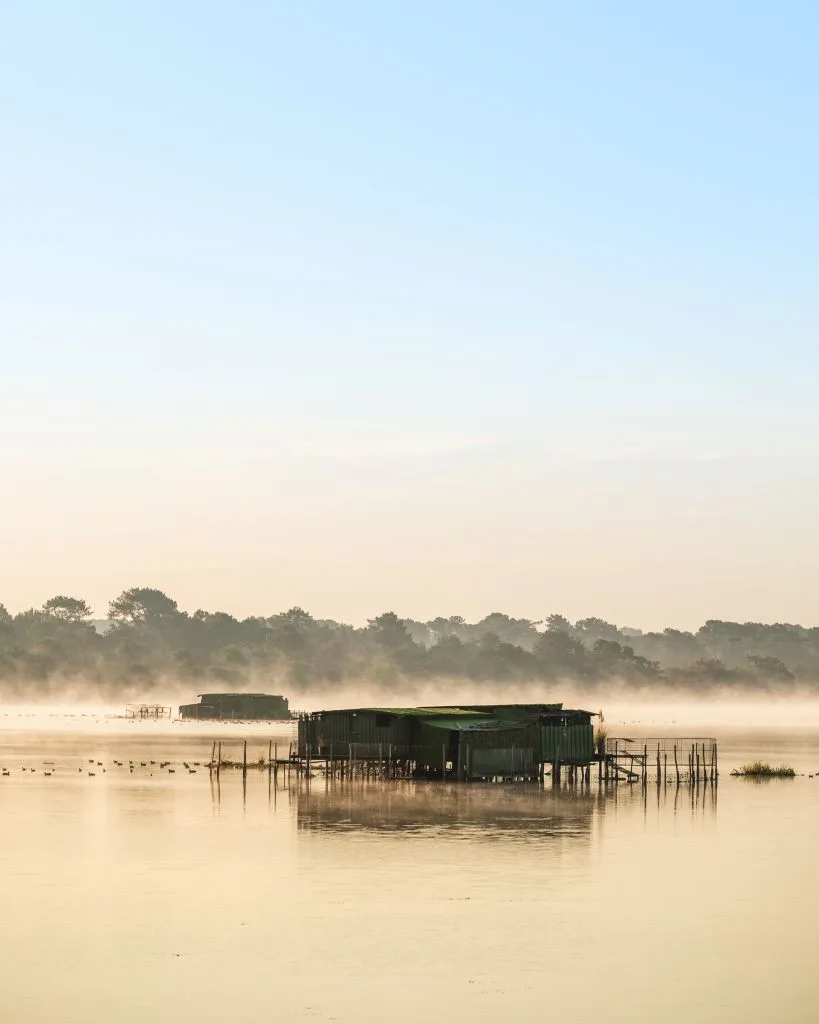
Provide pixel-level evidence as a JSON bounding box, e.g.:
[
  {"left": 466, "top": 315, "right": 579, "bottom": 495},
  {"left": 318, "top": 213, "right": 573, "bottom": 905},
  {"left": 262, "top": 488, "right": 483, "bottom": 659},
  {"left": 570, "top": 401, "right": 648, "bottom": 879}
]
[{"left": 292, "top": 780, "right": 600, "bottom": 841}]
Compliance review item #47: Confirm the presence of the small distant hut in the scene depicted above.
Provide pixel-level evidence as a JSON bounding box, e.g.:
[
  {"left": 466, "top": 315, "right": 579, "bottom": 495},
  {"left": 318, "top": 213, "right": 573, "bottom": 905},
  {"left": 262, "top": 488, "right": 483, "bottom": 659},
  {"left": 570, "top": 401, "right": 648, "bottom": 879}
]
[
  {"left": 179, "top": 693, "right": 291, "bottom": 721},
  {"left": 125, "top": 704, "right": 171, "bottom": 721},
  {"left": 298, "top": 703, "right": 594, "bottom": 780}
]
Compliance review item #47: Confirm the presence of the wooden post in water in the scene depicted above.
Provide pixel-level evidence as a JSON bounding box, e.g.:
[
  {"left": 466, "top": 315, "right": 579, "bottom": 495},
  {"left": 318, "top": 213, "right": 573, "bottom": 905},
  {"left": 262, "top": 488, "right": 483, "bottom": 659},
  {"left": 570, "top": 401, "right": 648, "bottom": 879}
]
[
  {"left": 217, "top": 741, "right": 222, "bottom": 778},
  {"left": 674, "top": 744, "right": 679, "bottom": 784},
  {"left": 442, "top": 744, "right": 447, "bottom": 781},
  {"left": 642, "top": 744, "right": 647, "bottom": 786},
  {"left": 242, "top": 740, "right": 247, "bottom": 776},
  {"left": 210, "top": 741, "right": 216, "bottom": 774}
]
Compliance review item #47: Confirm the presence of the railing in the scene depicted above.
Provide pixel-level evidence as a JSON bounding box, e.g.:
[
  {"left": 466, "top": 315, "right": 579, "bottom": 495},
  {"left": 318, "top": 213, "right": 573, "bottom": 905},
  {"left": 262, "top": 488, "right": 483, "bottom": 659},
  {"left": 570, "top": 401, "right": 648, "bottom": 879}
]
[{"left": 605, "top": 737, "right": 717, "bottom": 783}]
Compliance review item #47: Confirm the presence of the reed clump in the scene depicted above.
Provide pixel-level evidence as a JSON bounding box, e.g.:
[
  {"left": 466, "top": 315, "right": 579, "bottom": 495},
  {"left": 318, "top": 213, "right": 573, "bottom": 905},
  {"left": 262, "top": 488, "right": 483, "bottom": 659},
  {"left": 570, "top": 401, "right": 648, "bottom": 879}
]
[
  {"left": 215, "top": 757, "right": 268, "bottom": 770},
  {"left": 731, "top": 761, "right": 795, "bottom": 778}
]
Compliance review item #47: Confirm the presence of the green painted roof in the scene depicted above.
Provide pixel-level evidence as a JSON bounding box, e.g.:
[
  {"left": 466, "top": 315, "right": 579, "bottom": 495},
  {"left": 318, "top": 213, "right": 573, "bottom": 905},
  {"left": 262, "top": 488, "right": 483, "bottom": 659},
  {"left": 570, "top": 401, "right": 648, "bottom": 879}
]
[
  {"left": 307, "top": 704, "right": 592, "bottom": 720},
  {"left": 420, "top": 716, "right": 529, "bottom": 732},
  {"left": 348, "top": 707, "right": 489, "bottom": 718}
]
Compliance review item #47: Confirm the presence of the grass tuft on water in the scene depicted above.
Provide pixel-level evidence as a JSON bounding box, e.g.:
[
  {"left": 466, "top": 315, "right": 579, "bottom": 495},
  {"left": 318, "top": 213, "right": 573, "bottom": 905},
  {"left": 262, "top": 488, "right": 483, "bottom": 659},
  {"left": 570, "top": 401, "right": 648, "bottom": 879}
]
[{"left": 731, "top": 761, "right": 795, "bottom": 778}]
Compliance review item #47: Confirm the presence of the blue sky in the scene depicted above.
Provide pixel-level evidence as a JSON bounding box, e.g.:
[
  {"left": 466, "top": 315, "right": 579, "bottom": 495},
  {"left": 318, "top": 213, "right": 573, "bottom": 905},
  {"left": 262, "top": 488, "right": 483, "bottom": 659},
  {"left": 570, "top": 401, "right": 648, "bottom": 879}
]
[{"left": 1, "top": 2, "right": 818, "bottom": 626}]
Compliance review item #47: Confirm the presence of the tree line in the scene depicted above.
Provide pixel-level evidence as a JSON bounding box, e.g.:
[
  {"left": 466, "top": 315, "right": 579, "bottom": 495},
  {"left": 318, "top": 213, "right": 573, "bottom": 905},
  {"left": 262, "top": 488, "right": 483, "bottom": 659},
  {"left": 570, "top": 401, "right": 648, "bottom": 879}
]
[{"left": 0, "top": 588, "right": 814, "bottom": 697}]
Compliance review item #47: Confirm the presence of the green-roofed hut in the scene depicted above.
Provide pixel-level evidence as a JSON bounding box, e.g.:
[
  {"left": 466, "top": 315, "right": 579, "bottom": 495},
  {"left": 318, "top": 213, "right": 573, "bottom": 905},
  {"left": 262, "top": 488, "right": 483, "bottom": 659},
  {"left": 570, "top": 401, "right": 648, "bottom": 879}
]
[{"left": 297, "top": 704, "right": 594, "bottom": 781}]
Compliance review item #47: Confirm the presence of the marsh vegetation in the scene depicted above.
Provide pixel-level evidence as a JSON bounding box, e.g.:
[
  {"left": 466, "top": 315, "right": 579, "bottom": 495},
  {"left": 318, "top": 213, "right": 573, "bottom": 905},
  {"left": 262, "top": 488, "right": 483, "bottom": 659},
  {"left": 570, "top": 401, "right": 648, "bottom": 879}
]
[{"left": 731, "top": 761, "right": 796, "bottom": 778}]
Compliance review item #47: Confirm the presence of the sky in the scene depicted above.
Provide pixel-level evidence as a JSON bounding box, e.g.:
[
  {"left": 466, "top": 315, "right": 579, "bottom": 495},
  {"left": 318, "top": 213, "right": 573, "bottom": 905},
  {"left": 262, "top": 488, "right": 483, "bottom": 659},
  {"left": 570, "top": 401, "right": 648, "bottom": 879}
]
[{"left": 1, "top": 2, "right": 818, "bottom": 629}]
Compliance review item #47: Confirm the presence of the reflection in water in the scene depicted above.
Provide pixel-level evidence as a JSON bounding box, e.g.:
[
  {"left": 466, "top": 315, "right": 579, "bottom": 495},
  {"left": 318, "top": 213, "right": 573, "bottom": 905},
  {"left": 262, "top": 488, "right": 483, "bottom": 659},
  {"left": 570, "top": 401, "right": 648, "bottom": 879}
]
[
  {"left": 603, "top": 776, "right": 719, "bottom": 818},
  {"left": 292, "top": 780, "right": 601, "bottom": 840},
  {"left": 202, "top": 768, "right": 719, "bottom": 846}
]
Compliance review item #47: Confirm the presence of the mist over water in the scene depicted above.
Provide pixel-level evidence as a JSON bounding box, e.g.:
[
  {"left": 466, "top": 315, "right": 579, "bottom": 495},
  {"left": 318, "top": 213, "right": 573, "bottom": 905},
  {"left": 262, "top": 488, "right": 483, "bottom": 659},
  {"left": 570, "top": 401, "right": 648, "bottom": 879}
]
[{"left": 6, "top": 680, "right": 819, "bottom": 730}]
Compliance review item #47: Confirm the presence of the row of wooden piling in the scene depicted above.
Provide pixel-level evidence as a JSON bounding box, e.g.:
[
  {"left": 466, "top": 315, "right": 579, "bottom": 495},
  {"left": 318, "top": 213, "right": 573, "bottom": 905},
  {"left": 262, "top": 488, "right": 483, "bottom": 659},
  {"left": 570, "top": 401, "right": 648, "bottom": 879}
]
[
  {"left": 206, "top": 739, "right": 718, "bottom": 788},
  {"left": 602, "top": 741, "right": 718, "bottom": 785},
  {"left": 208, "top": 740, "right": 300, "bottom": 785},
  {"left": 207, "top": 740, "right": 601, "bottom": 788}
]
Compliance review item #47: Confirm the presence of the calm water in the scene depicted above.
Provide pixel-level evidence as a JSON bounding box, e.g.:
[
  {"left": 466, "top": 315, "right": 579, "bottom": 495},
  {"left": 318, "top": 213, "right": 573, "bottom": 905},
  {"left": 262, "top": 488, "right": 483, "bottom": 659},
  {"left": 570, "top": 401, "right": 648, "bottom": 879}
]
[{"left": 2, "top": 717, "right": 819, "bottom": 1023}]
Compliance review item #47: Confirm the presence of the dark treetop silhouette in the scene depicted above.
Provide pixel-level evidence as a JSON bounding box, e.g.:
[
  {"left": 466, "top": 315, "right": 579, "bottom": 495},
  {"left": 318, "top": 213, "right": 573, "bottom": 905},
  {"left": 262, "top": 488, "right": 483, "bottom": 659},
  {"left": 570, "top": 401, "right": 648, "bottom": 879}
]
[{"left": 0, "top": 589, "right": 809, "bottom": 697}]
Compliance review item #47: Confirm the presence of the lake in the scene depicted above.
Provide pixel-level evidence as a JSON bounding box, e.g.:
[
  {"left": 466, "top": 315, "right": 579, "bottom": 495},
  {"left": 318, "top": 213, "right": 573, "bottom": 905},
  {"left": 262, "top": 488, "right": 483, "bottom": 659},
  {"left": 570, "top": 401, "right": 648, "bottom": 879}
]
[{"left": 1, "top": 711, "right": 818, "bottom": 1023}]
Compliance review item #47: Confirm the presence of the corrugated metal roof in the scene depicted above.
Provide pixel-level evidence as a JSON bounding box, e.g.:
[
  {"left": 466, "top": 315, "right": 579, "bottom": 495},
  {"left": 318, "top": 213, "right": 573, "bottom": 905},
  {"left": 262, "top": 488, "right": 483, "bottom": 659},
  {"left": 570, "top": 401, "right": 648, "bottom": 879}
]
[
  {"left": 420, "top": 716, "right": 528, "bottom": 733},
  {"left": 341, "top": 707, "right": 488, "bottom": 718},
  {"left": 306, "top": 704, "right": 595, "bottom": 719}
]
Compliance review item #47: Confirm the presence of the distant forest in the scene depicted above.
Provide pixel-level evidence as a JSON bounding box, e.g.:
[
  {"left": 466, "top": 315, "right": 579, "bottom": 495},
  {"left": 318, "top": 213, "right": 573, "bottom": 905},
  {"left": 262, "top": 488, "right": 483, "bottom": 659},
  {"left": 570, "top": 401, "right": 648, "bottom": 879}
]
[{"left": 0, "top": 587, "right": 816, "bottom": 698}]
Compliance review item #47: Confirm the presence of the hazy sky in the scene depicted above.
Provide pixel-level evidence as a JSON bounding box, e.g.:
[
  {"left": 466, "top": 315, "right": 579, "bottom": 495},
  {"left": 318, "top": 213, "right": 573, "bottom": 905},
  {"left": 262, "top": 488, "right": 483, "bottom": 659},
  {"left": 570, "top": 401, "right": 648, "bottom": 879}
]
[{"left": 2, "top": 3, "right": 818, "bottom": 629}]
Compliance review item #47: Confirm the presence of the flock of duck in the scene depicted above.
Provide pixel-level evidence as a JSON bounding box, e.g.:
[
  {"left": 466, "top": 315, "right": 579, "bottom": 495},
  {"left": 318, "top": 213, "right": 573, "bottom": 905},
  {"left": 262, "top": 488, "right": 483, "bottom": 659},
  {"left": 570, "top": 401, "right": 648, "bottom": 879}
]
[{"left": 0, "top": 758, "right": 204, "bottom": 778}]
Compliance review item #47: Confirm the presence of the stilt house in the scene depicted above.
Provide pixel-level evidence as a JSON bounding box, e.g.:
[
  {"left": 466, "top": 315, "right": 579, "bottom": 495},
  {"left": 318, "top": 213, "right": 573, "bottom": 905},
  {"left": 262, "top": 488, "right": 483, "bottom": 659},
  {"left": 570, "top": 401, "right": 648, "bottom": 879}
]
[
  {"left": 297, "top": 703, "right": 594, "bottom": 780},
  {"left": 179, "top": 692, "right": 291, "bottom": 721}
]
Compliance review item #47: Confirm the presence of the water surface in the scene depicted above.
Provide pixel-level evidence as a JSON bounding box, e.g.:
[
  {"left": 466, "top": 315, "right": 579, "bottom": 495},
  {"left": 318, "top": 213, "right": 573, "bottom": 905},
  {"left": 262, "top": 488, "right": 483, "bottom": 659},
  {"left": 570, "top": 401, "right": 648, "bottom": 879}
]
[{"left": 1, "top": 718, "right": 818, "bottom": 1023}]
